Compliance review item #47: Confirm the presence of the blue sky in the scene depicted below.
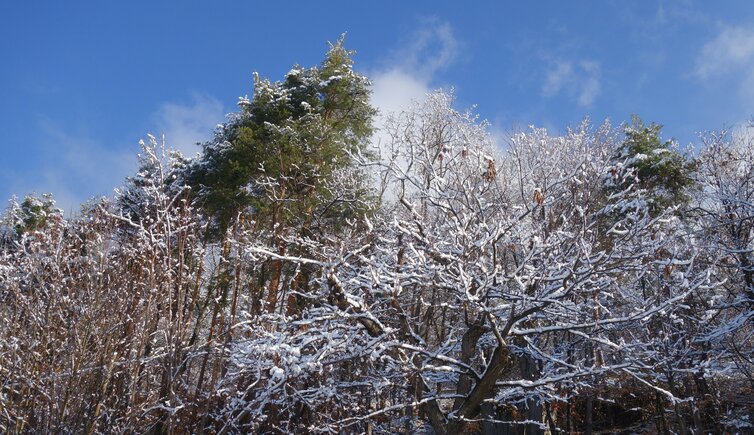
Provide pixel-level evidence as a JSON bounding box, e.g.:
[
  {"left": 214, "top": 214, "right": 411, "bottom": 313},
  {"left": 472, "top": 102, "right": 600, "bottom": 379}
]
[{"left": 2, "top": 1, "right": 754, "bottom": 213}]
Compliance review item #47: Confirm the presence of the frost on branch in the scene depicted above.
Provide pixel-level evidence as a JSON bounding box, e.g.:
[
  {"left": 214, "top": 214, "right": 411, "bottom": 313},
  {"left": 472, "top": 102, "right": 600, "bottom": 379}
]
[{"left": 0, "top": 90, "right": 750, "bottom": 434}]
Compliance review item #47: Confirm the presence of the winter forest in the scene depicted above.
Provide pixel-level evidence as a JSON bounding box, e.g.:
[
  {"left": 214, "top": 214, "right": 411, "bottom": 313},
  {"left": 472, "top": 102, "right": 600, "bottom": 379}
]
[{"left": 1, "top": 39, "right": 753, "bottom": 434}]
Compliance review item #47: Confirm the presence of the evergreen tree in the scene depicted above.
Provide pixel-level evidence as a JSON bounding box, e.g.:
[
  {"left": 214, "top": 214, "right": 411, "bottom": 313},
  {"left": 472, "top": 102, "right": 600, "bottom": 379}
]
[
  {"left": 607, "top": 116, "right": 696, "bottom": 216},
  {"left": 186, "top": 36, "right": 376, "bottom": 236},
  {"left": 9, "top": 193, "right": 61, "bottom": 236}
]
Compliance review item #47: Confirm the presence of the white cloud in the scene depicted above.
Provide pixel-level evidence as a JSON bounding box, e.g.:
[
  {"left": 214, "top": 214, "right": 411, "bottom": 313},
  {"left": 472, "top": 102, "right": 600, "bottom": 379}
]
[
  {"left": 577, "top": 61, "right": 601, "bottom": 107},
  {"left": 400, "top": 19, "right": 460, "bottom": 79},
  {"left": 691, "top": 24, "right": 754, "bottom": 115},
  {"left": 370, "top": 69, "right": 431, "bottom": 119},
  {"left": 8, "top": 125, "right": 136, "bottom": 215},
  {"left": 151, "top": 93, "right": 225, "bottom": 157},
  {"left": 365, "top": 19, "right": 460, "bottom": 199},
  {"left": 369, "top": 19, "right": 460, "bottom": 119},
  {"left": 694, "top": 26, "right": 754, "bottom": 79},
  {"left": 542, "top": 62, "right": 573, "bottom": 97},
  {"left": 6, "top": 93, "right": 226, "bottom": 216},
  {"left": 542, "top": 59, "right": 601, "bottom": 107}
]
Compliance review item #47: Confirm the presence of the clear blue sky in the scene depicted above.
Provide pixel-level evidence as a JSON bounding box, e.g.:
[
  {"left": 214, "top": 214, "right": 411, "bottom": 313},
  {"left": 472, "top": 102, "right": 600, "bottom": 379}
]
[{"left": 2, "top": 1, "right": 753, "bottom": 213}]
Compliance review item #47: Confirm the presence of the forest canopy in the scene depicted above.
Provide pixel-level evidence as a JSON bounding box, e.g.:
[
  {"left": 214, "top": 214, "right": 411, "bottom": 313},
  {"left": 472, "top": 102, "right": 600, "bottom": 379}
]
[{"left": 1, "top": 39, "right": 752, "bottom": 434}]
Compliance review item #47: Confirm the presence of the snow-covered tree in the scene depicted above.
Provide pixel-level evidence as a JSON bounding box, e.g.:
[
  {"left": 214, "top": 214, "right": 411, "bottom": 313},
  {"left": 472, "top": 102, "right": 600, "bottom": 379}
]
[
  {"left": 1, "top": 53, "right": 751, "bottom": 433},
  {"left": 214, "top": 92, "right": 716, "bottom": 433}
]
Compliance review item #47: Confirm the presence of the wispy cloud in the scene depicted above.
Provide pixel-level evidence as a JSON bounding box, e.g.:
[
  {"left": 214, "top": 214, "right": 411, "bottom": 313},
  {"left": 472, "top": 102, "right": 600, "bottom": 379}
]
[
  {"left": 365, "top": 19, "right": 461, "bottom": 198},
  {"left": 542, "top": 59, "right": 601, "bottom": 107},
  {"left": 4, "top": 93, "right": 226, "bottom": 215},
  {"left": 369, "top": 18, "right": 460, "bottom": 120},
  {"left": 693, "top": 24, "right": 754, "bottom": 108},
  {"left": 399, "top": 18, "right": 460, "bottom": 79},
  {"left": 693, "top": 24, "right": 754, "bottom": 106},
  {"left": 151, "top": 93, "right": 225, "bottom": 157},
  {"left": 693, "top": 26, "right": 754, "bottom": 80},
  {"left": 6, "top": 123, "right": 136, "bottom": 215}
]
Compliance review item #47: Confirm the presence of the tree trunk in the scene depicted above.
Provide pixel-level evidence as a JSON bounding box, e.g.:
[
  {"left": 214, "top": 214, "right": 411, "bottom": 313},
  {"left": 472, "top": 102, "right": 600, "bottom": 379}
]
[{"left": 446, "top": 344, "right": 514, "bottom": 434}]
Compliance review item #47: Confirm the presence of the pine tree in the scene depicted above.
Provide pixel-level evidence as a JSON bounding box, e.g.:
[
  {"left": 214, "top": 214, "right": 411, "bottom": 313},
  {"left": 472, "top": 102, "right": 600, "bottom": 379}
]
[
  {"left": 608, "top": 116, "right": 696, "bottom": 216},
  {"left": 186, "top": 35, "right": 376, "bottom": 236},
  {"left": 9, "top": 193, "right": 61, "bottom": 236}
]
